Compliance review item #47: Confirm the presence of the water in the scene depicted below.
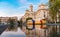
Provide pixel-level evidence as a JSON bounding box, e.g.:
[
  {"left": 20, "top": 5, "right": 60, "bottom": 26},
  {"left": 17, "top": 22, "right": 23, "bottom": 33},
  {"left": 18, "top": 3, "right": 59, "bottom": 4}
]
[{"left": 0, "top": 28, "right": 26, "bottom": 37}]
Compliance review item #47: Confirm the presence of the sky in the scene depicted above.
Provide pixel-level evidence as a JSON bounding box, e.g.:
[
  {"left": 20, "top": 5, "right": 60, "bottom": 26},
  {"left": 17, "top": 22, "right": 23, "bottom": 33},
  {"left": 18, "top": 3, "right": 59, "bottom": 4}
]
[{"left": 0, "top": 0, "right": 49, "bottom": 19}]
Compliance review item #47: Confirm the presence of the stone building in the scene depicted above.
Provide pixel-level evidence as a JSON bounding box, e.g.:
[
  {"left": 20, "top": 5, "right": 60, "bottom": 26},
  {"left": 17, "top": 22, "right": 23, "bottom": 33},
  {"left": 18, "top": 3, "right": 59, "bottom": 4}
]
[
  {"left": 21, "top": 4, "right": 49, "bottom": 22},
  {"left": 0, "top": 16, "right": 17, "bottom": 24},
  {"left": 21, "top": 4, "right": 50, "bottom": 37}
]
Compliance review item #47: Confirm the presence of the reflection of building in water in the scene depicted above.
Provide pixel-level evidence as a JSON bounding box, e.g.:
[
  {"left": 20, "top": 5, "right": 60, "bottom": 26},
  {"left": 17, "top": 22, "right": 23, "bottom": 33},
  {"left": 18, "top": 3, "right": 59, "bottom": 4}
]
[
  {"left": 46, "top": 25, "right": 60, "bottom": 37},
  {"left": 21, "top": 4, "right": 60, "bottom": 37},
  {"left": 21, "top": 4, "right": 49, "bottom": 37},
  {"left": 21, "top": 4, "right": 49, "bottom": 22},
  {"left": 1, "top": 28, "right": 26, "bottom": 37},
  {"left": 0, "top": 16, "right": 17, "bottom": 24}
]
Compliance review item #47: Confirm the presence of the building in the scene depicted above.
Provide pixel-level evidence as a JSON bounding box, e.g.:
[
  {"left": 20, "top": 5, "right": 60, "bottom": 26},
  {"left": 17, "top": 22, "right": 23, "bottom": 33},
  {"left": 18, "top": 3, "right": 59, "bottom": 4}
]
[
  {"left": 0, "top": 16, "right": 17, "bottom": 24},
  {"left": 21, "top": 4, "right": 49, "bottom": 22}
]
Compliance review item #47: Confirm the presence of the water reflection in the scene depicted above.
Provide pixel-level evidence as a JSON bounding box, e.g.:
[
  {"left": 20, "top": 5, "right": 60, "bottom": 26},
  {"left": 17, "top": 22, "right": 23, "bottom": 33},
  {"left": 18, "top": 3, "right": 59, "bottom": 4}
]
[{"left": 0, "top": 28, "right": 26, "bottom": 37}]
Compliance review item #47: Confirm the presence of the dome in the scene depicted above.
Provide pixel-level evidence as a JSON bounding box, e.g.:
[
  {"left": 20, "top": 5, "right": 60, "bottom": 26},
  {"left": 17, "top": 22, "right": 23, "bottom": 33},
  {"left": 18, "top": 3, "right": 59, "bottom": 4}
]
[{"left": 38, "top": 4, "right": 47, "bottom": 10}]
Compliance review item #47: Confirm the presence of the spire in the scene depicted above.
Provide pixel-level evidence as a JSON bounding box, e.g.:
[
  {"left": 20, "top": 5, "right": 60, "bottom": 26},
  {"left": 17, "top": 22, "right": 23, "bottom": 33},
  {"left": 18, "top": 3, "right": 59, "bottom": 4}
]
[{"left": 30, "top": 4, "right": 33, "bottom": 12}]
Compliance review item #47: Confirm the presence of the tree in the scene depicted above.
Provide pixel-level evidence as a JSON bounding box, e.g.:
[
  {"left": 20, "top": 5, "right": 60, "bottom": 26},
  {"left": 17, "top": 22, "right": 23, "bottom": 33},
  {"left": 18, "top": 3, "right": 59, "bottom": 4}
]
[
  {"left": 49, "top": 0, "right": 60, "bottom": 23},
  {"left": 49, "top": 0, "right": 60, "bottom": 37},
  {"left": 18, "top": 18, "right": 23, "bottom": 29},
  {"left": 26, "top": 17, "right": 32, "bottom": 21},
  {"left": 7, "top": 18, "right": 16, "bottom": 30}
]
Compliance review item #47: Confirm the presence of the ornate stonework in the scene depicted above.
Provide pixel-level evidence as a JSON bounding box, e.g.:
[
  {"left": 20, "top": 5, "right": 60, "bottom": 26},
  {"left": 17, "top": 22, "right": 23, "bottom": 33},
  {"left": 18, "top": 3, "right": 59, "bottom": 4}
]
[{"left": 22, "top": 4, "right": 49, "bottom": 22}]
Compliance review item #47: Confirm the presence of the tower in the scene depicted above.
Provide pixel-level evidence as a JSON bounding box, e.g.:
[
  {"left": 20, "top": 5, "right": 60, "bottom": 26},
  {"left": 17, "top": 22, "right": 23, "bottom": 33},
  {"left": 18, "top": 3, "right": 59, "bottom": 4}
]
[{"left": 30, "top": 4, "right": 33, "bottom": 12}]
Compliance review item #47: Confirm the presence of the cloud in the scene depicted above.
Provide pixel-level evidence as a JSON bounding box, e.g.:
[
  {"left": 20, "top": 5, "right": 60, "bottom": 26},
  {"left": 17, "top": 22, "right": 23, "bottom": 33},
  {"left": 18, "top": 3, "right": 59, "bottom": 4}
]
[
  {"left": 0, "top": 11, "right": 24, "bottom": 20},
  {"left": 39, "top": 0, "right": 49, "bottom": 4},
  {"left": 0, "top": 0, "right": 49, "bottom": 20},
  {"left": 0, "top": 28, "right": 26, "bottom": 37},
  {"left": 19, "top": 0, "right": 27, "bottom": 4},
  {"left": 0, "top": 6, "right": 24, "bottom": 20},
  {"left": 0, "top": 12, "right": 6, "bottom": 17},
  {"left": 12, "top": 13, "right": 24, "bottom": 20}
]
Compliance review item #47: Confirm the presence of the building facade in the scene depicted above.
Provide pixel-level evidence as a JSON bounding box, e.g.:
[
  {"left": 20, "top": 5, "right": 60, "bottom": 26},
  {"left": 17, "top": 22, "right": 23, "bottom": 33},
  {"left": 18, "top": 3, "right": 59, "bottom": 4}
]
[
  {"left": 22, "top": 4, "right": 49, "bottom": 22},
  {"left": 0, "top": 16, "right": 17, "bottom": 24}
]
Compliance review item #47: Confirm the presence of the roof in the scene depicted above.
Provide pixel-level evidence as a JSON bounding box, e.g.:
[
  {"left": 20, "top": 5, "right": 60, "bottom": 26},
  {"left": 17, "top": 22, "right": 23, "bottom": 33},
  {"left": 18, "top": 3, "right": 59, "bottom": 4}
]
[{"left": 39, "top": 4, "right": 47, "bottom": 7}]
